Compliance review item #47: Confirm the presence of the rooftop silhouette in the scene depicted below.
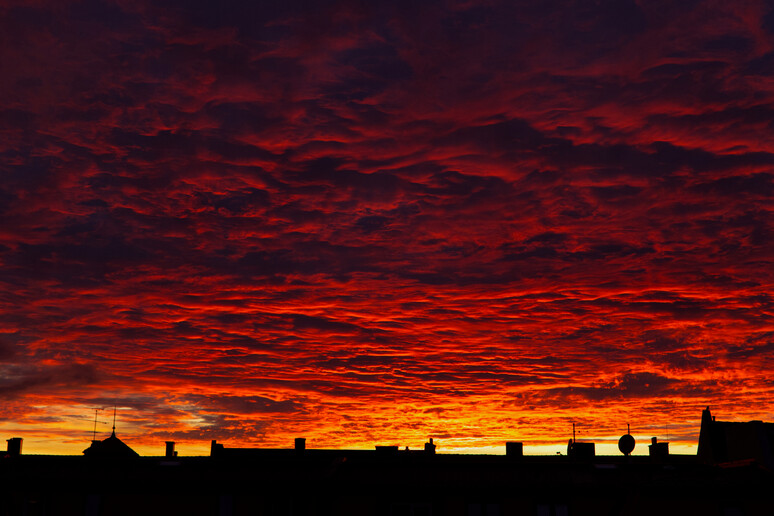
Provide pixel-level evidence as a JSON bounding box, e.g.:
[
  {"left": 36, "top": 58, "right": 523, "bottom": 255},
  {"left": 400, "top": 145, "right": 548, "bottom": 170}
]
[
  {"left": 2, "top": 408, "right": 773, "bottom": 516},
  {"left": 82, "top": 430, "right": 140, "bottom": 459}
]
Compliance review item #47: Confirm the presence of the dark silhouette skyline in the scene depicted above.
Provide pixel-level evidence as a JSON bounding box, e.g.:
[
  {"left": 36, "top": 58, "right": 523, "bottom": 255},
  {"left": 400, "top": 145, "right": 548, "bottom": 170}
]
[{"left": 3, "top": 408, "right": 774, "bottom": 516}]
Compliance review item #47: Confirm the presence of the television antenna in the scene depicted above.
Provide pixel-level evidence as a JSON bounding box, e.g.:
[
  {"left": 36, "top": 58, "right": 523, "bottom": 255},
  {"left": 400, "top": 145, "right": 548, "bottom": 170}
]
[
  {"left": 91, "top": 408, "right": 108, "bottom": 441},
  {"left": 572, "top": 422, "right": 582, "bottom": 442}
]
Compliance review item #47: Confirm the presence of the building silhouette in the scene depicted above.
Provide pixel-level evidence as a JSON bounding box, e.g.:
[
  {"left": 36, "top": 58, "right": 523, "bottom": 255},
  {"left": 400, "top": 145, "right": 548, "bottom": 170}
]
[
  {"left": 698, "top": 406, "right": 774, "bottom": 469},
  {"left": 2, "top": 408, "right": 773, "bottom": 515}
]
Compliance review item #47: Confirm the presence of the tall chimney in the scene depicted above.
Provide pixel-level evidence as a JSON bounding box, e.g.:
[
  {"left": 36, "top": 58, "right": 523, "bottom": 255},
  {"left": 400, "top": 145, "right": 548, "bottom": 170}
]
[
  {"left": 165, "top": 441, "right": 176, "bottom": 458},
  {"left": 6, "top": 438, "right": 22, "bottom": 457},
  {"left": 210, "top": 439, "right": 224, "bottom": 457},
  {"left": 506, "top": 441, "right": 523, "bottom": 458}
]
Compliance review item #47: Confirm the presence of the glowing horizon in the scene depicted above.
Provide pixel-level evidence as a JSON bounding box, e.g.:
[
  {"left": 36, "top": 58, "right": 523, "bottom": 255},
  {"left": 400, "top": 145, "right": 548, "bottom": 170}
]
[{"left": 8, "top": 406, "right": 703, "bottom": 458}]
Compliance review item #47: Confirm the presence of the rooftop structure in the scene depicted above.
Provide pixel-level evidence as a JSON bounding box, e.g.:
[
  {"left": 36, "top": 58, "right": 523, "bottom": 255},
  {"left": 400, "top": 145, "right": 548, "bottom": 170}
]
[
  {"left": 82, "top": 430, "right": 140, "bottom": 459},
  {"left": 698, "top": 406, "right": 774, "bottom": 469}
]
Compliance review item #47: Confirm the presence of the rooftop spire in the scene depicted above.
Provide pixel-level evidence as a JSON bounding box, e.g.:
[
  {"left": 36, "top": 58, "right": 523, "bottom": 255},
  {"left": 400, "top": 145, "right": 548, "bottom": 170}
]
[{"left": 111, "top": 406, "right": 116, "bottom": 436}]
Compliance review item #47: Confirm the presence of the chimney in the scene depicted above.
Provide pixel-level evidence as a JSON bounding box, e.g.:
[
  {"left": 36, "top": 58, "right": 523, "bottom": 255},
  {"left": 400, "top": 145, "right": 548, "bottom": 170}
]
[
  {"left": 210, "top": 439, "right": 224, "bottom": 457},
  {"left": 506, "top": 441, "right": 523, "bottom": 458},
  {"left": 424, "top": 438, "right": 436, "bottom": 455},
  {"left": 6, "top": 438, "right": 22, "bottom": 457},
  {"left": 165, "top": 441, "right": 176, "bottom": 458},
  {"left": 295, "top": 437, "right": 306, "bottom": 454},
  {"left": 649, "top": 437, "right": 669, "bottom": 458}
]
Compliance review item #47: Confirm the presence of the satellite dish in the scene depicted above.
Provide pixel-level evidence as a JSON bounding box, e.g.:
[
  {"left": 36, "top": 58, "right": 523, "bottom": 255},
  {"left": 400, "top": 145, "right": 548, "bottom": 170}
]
[{"left": 618, "top": 425, "right": 635, "bottom": 456}]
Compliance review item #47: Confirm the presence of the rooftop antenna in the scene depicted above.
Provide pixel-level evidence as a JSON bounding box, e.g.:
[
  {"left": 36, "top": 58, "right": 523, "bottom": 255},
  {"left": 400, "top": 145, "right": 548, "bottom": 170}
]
[
  {"left": 111, "top": 405, "right": 117, "bottom": 436},
  {"left": 92, "top": 408, "right": 101, "bottom": 442}
]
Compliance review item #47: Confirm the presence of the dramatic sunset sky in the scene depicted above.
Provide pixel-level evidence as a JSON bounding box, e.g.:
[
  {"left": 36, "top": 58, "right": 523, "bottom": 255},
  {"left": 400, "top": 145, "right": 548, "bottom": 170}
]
[{"left": 2, "top": 0, "right": 774, "bottom": 456}]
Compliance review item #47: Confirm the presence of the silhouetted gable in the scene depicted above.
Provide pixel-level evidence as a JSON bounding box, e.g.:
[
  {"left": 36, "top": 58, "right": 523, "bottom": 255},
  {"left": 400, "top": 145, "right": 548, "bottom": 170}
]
[{"left": 83, "top": 432, "right": 139, "bottom": 459}]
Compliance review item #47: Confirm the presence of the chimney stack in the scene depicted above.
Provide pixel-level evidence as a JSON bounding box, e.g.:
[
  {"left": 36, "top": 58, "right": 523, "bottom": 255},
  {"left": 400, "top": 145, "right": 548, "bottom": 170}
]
[
  {"left": 6, "top": 438, "right": 22, "bottom": 457},
  {"left": 649, "top": 437, "right": 669, "bottom": 458},
  {"left": 210, "top": 439, "right": 224, "bottom": 457},
  {"left": 424, "top": 438, "right": 436, "bottom": 455},
  {"left": 506, "top": 441, "right": 523, "bottom": 458},
  {"left": 295, "top": 437, "right": 306, "bottom": 454},
  {"left": 165, "top": 441, "right": 176, "bottom": 458}
]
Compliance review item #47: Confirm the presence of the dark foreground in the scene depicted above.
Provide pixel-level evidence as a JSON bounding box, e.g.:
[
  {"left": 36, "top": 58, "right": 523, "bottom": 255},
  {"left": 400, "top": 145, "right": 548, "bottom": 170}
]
[{"left": 2, "top": 450, "right": 773, "bottom": 516}]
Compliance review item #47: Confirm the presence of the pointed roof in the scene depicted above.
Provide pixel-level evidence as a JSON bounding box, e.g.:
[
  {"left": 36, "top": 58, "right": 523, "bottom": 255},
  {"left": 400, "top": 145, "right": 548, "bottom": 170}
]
[{"left": 83, "top": 431, "right": 140, "bottom": 459}]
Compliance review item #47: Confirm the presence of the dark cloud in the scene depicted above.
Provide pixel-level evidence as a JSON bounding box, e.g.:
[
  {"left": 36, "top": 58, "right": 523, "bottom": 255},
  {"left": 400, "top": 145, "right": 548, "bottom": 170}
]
[
  {"left": 545, "top": 372, "right": 682, "bottom": 402},
  {"left": 190, "top": 394, "right": 305, "bottom": 415},
  {"left": 0, "top": 337, "right": 19, "bottom": 361},
  {"left": 0, "top": 364, "right": 100, "bottom": 399}
]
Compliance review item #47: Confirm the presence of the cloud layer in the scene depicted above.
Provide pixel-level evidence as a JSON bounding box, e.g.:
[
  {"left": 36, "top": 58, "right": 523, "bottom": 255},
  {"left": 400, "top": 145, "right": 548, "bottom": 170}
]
[{"left": 2, "top": 0, "right": 774, "bottom": 454}]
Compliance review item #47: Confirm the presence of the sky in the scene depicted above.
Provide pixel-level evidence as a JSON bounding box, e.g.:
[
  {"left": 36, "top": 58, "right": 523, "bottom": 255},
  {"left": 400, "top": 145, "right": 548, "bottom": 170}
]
[{"left": 2, "top": 0, "right": 774, "bottom": 456}]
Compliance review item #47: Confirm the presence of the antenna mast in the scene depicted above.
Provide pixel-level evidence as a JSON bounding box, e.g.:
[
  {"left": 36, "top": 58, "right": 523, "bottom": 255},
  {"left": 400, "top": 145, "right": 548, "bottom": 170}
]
[
  {"left": 112, "top": 406, "right": 117, "bottom": 435},
  {"left": 92, "top": 409, "right": 100, "bottom": 441}
]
